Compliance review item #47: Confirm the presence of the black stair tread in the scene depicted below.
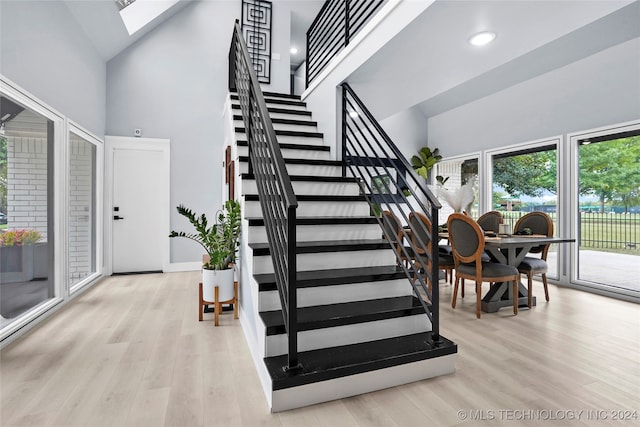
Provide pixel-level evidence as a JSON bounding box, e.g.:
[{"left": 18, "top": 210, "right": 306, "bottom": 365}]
[
  {"left": 254, "top": 265, "right": 407, "bottom": 291},
  {"left": 241, "top": 173, "right": 356, "bottom": 183},
  {"left": 234, "top": 115, "right": 317, "bottom": 127},
  {"left": 230, "top": 89, "right": 301, "bottom": 100},
  {"left": 262, "top": 91, "right": 301, "bottom": 100},
  {"left": 249, "top": 238, "right": 390, "bottom": 256},
  {"left": 244, "top": 194, "right": 364, "bottom": 202},
  {"left": 230, "top": 94, "right": 306, "bottom": 108},
  {"left": 238, "top": 156, "right": 342, "bottom": 166},
  {"left": 246, "top": 216, "right": 378, "bottom": 226},
  {"left": 265, "top": 332, "right": 457, "bottom": 390},
  {"left": 260, "top": 295, "right": 425, "bottom": 336},
  {"left": 236, "top": 140, "right": 330, "bottom": 152},
  {"left": 231, "top": 104, "right": 312, "bottom": 117},
  {"left": 235, "top": 128, "right": 323, "bottom": 138}
]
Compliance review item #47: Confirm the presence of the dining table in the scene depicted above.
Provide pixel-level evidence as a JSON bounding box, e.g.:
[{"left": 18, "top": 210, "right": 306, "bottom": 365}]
[{"left": 479, "top": 234, "right": 575, "bottom": 313}]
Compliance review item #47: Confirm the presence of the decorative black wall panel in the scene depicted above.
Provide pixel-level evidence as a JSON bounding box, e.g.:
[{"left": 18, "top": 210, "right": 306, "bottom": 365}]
[{"left": 242, "top": 0, "right": 272, "bottom": 84}]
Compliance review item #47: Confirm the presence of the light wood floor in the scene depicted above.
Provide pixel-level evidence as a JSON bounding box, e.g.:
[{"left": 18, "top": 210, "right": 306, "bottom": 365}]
[{"left": 1, "top": 271, "right": 639, "bottom": 427}]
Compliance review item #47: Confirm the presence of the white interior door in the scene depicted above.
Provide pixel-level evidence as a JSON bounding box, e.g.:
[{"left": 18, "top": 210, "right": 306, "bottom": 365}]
[{"left": 106, "top": 137, "right": 170, "bottom": 274}]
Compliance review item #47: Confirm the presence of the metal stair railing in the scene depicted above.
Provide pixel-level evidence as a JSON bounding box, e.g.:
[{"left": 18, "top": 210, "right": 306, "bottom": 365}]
[
  {"left": 229, "top": 20, "right": 301, "bottom": 370},
  {"left": 341, "top": 83, "right": 443, "bottom": 342},
  {"left": 306, "top": 0, "right": 386, "bottom": 88}
]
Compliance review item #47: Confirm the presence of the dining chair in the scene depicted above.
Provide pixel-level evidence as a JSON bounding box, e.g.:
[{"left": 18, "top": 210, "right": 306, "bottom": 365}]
[
  {"left": 408, "top": 211, "right": 455, "bottom": 292},
  {"left": 447, "top": 213, "right": 520, "bottom": 318},
  {"left": 382, "top": 210, "right": 412, "bottom": 268},
  {"left": 514, "top": 211, "right": 554, "bottom": 307},
  {"left": 477, "top": 210, "right": 504, "bottom": 233}
]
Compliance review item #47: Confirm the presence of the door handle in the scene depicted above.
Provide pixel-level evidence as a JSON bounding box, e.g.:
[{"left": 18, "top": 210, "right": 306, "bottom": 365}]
[{"left": 113, "top": 215, "right": 125, "bottom": 220}]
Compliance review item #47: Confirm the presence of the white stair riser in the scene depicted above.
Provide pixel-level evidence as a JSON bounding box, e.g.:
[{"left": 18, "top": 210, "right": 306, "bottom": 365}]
[
  {"left": 242, "top": 180, "right": 360, "bottom": 197},
  {"left": 239, "top": 162, "right": 342, "bottom": 177},
  {"left": 252, "top": 249, "right": 395, "bottom": 274},
  {"left": 235, "top": 132, "right": 324, "bottom": 146},
  {"left": 232, "top": 101, "right": 307, "bottom": 112},
  {"left": 235, "top": 120, "right": 317, "bottom": 133},
  {"left": 265, "top": 314, "right": 431, "bottom": 357},
  {"left": 270, "top": 355, "right": 457, "bottom": 412},
  {"left": 269, "top": 112, "right": 313, "bottom": 121},
  {"left": 237, "top": 145, "right": 331, "bottom": 161},
  {"left": 248, "top": 223, "right": 382, "bottom": 244},
  {"left": 259, "top": 278, "right": 412, "bottom": 311},
  {"left": 244, "top": 200, "right": 370, "bottom": 218}
]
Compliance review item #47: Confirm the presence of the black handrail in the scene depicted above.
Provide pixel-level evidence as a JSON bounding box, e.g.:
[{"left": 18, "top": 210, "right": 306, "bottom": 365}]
[
  {"left": 341, "top": 83, "right": 443, "bottom": 342},
  {"left": 306, "top": 0, "right": 386, "bottom": 88},
  {"left": 229, "top": 21, "right": 301, "bottom": 370}
]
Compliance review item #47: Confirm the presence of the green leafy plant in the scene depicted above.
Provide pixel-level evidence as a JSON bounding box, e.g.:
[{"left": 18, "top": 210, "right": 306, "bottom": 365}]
[
  {"left": 0, "top": 229, "right": 42, "bottom": 246},
  {"left": 169, "top": 200, "right": 241, "bottom": 270},
  {"left": 410, "top": 147, "right": 442, "bottom": 180}
]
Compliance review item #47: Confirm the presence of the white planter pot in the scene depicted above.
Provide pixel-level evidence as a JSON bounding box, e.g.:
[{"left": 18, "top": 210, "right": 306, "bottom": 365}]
[{"left": 202, "top": 268, "right": 235, "bottom": 302}]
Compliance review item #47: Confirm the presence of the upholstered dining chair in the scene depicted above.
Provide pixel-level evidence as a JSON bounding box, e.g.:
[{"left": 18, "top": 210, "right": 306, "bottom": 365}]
[
  {"left": 477, "top": 210, "right": 504, "bottom": 233},
  {"left": 408, "top": 211, "right": 455, "bottom": 292},
  {"left": 447, "top": 213, "right": 520, "bottom": 318},
  {"left": 382, "top": 210, "right": 412, "bottom": 268},
  {"left": 514, "top": 211, "right": 554, "bottom": 307}
]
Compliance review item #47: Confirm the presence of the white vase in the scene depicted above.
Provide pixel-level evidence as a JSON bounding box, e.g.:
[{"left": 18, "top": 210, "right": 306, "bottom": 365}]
[{"left": 202, "top": 268, "right": 235, "bottom": 302}]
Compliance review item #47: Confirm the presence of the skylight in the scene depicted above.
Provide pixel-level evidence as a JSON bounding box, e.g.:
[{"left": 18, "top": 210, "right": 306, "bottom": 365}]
[{"left": 116, "top": 0, "right": 180, "bottom": 36}]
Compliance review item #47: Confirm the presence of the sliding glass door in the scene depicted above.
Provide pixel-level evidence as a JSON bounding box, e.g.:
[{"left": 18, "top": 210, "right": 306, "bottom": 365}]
[{"left": 576, "top": 130, "right": 639, "bottom": 295}]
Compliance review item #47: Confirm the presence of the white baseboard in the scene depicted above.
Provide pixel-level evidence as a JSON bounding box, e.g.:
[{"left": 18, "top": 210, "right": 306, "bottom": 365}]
[{"left": 164, "top": 261, "right": 201, "bottom": 273}]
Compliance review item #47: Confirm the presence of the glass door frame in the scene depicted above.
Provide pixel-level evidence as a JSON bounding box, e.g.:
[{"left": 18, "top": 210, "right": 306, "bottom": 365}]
[{"left": 568, "top": 119, "right": 640, "bottom": 302}]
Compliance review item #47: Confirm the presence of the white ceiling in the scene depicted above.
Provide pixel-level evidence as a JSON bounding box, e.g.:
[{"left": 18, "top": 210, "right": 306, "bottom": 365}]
[
  {"left": 64, "top": 0, "right": 324, "bottom": 65},
  {"left": 347, "top": 0, "right": 640, "bottom": 121}
]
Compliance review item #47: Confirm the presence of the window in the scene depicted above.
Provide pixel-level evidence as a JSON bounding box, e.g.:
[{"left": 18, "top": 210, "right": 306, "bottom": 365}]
[
  {"left": 0, "top": 93, "right": 59, "bottom": 336},
  {"left": 486, "top": 138, "right": 559, "bottom": 278},
  {"left": 68, "top": 125, "right": 101, "bottom": 293}
]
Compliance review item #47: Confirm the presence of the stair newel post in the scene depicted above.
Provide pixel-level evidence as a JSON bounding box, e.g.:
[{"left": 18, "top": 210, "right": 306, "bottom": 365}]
[
  {"left": 285, "top": 205, "right": 301, "bottom": 371},
  {"left": 431, "top": 208, "right": 440, "bottom": 343}
]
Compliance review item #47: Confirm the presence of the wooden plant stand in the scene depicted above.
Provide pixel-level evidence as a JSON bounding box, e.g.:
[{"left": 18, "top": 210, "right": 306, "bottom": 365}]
[{"left": 198, "top": 281, "right": 238, "bottom": 326}]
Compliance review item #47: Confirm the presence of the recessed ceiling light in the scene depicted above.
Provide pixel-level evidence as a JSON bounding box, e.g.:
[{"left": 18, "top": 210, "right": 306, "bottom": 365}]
[
  {"left": 290, "top": 47, "right": 298, "bottom": 55},
  {"left": 469, "top": 31, "right": 496, "bottom": 47}
]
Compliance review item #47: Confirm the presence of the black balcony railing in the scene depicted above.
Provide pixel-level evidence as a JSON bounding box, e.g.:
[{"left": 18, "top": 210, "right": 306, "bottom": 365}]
[
  {"left": 306, "top": 0, "right": 386, "bottom": 88},
  {"left": 229, "top": 21, "right": 301, "bottom": 371},
  {"left": 341, "top": 83, "right": 443, "bottom": 342}
]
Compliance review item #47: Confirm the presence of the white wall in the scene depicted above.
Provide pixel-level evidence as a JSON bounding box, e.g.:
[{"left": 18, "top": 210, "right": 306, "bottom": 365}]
[
  {"left": 0, "top": 0, "right": 106, "bottom": 137},
  {"left": 379, "top": 106, "right": 428, "bottom": 161},
  {"left": 428, "top": 38, "right": 640, "bottom": 157},
  {"left": 106, "top": 0, "right": 294, "bottom": 264}
]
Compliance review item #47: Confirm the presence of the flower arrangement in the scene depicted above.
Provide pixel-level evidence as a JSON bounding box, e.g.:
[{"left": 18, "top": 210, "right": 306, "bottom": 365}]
[
  {"left": 436, "top": 182, "right": 475, "bottom": 213},
  {"left": 0, "top": 229, "right": 42, "bottom": 247}
]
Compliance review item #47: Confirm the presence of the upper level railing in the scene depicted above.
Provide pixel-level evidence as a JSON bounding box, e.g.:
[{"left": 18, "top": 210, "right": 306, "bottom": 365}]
[
  {"left": 341, "top": 83, "right": 443, "bottom": 342},
  {"left": 229, "top": 21, "right": 301, "bottom": 371},
  {"left": 306, "top": 0, "right": 386, "bottom": 88}
]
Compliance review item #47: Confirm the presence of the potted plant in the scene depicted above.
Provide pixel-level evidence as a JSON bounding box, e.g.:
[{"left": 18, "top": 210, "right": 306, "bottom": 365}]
[
  {"left": 410, "top": 146, "right": 442, "bottom": 182},
  {"left": 169, "top": 199, "right": 241, "bottom": 302}
]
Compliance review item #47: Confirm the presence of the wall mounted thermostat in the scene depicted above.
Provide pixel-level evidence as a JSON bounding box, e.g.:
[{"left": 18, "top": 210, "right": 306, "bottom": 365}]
[{"left": 134, "top": 128, "right": 142, "bottom": 137}]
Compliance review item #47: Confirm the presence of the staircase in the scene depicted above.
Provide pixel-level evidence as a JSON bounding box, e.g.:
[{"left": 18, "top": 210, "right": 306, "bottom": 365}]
[{"left": 230, "top": 91, "right": 457, "bottom": 412}]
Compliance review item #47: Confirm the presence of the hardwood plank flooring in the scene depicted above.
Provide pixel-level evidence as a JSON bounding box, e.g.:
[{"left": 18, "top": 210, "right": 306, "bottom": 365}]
[{"left": 1, "top": 271, "right": 638, "bottom": 426}]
